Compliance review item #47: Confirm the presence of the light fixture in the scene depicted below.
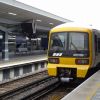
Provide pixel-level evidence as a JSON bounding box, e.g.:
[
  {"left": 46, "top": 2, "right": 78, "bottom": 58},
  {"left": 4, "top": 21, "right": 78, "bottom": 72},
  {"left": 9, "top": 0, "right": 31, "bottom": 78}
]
[
  {"left": 0, "top": 35, "right": 3, "bottom": 39},
  {"left": 49, "top": 23, "right": 54, "bottom": 25},
  {"left": 36, "top": 19, "right": 42, "bottom": 22},
  {"left": 8, "top": 12, "right": 17, "bottom": 16}
]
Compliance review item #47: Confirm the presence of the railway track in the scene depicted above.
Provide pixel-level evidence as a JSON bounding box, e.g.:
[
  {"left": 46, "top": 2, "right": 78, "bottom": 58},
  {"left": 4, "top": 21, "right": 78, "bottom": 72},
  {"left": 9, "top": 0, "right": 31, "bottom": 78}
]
[
  {"left": 0, "top": 70, "right": 47, "bottom": 94},
  {"left": 22, "top": 78, "right": 60, "bottom": 100},
  {"left": 0, "top": 69, "right": 94, "bottom": 100},
  {"left": 38, "top": 82, "right": 80, "bottom": 100},
  {"left": 0, "top": 70, "right": 47, "bottom": 85},
  {"left": 0, "top": 76, "right": 58, "bottom": 100},
  {"left": 20, "top": 78, "right": 83, "bottom": 100},
  {"left": 40, "top": 70, "right": 98, "bottom": 100},
  {"left": 0, "top": 70, "right": 80, "bottom": 100}
]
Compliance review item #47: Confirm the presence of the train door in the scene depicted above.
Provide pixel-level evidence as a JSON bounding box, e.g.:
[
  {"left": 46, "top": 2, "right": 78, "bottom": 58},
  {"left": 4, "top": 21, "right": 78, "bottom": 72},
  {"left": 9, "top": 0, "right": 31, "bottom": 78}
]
[{"left": 93, "top": 30, "right": 100, "bottom": 67}]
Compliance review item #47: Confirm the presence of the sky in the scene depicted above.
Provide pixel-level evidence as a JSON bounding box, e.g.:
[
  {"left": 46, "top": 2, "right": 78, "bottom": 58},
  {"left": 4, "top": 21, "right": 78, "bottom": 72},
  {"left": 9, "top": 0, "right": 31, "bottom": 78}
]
[{"left": 16, "top": 0, "right": 100, "bottom": 28}]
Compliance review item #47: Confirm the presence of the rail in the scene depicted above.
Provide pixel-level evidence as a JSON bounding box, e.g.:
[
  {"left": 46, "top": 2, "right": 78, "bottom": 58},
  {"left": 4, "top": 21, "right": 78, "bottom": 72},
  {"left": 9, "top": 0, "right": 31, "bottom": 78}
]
[{"left": 0, "top": 76, "right": 58, "bottom": 100}]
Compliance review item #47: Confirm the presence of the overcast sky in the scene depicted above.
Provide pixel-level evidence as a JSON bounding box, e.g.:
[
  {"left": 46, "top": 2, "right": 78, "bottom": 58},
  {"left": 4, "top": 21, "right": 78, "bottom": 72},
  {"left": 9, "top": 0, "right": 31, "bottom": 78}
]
[{"left": 17, "top": 0, "right": 100, "bottom": 28}]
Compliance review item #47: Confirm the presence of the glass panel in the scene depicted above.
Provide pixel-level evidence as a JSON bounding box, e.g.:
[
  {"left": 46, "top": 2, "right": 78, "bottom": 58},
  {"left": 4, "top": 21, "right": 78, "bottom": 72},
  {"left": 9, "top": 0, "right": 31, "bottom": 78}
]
[
  {"left": 69, "top": 32, "right": 88, "bottom": 51},
  {"left": 49, "top": 32, "right": 89, "bottom": 57},
  {"left": 0, "top": 23, "right": 47, "bottom": 61},
  {"left": 50, "top": 33, "right": 67, "bottom": 51}
]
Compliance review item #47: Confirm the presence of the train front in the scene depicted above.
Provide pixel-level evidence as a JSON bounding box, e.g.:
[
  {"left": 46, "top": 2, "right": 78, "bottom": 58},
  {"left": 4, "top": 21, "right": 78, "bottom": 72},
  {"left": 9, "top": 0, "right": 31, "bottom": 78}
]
[{"left": 47, "top": 27, "right": 92, "bottom": 81}]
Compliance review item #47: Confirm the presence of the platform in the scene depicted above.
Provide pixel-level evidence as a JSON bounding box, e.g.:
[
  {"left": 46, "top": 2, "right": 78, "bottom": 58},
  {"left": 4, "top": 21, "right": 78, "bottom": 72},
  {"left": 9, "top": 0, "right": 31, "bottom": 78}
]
[
  {"left": 0, "top": 54, "right": 47, "bottom": 82},
  {"left": 62, "top": 70, "right": 100, "bottom": 100},
  {"left": 0, "top": 54, "right": 47, "bottom": 69}
]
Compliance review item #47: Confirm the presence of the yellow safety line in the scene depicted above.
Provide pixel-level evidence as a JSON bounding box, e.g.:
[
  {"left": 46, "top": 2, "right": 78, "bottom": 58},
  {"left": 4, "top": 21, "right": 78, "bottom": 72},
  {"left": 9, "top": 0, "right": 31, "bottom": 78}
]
[{"left": 86, "top": 83, "right": 100, "bottom": 100}]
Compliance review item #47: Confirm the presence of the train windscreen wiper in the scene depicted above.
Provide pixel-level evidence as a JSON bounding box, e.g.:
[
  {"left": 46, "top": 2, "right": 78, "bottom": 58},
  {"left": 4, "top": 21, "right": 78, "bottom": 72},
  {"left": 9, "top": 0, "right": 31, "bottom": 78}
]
[{"left": 71, "top": 42, "right": 79, "bottom": 51}]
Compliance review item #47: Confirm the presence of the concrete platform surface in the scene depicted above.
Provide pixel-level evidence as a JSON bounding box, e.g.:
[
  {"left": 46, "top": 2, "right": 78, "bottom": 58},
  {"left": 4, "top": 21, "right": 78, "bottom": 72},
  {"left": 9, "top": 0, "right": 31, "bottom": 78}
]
[
  {"left": 61, "top": 70, "right": 100, "bottom": 100},
  {"left": 0, "top": 54, "right": 47, "bottom": 69}
]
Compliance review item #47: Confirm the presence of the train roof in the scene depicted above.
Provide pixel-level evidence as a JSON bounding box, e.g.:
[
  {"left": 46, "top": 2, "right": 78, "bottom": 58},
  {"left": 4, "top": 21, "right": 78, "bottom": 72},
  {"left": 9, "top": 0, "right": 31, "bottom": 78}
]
[{"left": 52, "top": 22, "right": 100, "bottom": 31}]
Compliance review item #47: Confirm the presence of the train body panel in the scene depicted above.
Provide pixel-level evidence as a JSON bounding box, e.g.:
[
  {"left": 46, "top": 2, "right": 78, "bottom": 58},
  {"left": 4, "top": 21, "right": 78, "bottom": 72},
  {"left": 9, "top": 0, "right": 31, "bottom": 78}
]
[
  {"left": 47, "top": 22, "right": 100, "bottom": 79},
  {"left": 48, "top": 63, "right": 90, "bottom": 78}
]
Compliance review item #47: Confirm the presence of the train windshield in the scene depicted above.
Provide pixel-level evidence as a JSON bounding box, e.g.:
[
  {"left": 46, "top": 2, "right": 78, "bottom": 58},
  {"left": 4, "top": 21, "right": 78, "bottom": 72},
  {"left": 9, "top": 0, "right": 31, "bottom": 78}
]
[{"left": 49, "top": 32, "right": 89, "bottom": 57}]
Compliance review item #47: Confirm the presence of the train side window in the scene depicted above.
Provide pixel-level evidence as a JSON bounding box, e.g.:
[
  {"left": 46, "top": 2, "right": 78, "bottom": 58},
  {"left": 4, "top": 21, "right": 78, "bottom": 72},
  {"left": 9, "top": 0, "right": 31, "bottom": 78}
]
[
  {"left": 98, "top": 38, "right": 100, "bottom": 52},
  {"left": 95, "top": 35, "right": 98, "bottom": 54}
]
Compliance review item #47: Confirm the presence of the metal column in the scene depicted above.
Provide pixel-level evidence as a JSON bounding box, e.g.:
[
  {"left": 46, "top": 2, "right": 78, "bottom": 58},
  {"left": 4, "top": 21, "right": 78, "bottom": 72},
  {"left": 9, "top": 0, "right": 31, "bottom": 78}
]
[
  {"left": 0, "top": 70, "right": 3, "bottom": 81},
  {"left": 2, "top": 32, "right": 9, "bottom": 60}
]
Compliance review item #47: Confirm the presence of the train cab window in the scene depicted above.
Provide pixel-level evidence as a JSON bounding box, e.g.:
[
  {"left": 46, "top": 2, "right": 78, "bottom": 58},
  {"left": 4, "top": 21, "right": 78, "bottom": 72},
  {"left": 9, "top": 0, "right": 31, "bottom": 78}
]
[
  {"left": 69, "top": 33, "right": 88, "bottom": 51},
  {"left": 50, "top": 33, "right": 66, "bottom": 51},
  {"left": 49, "top": 32, "right": 89, "bottom": 57}
]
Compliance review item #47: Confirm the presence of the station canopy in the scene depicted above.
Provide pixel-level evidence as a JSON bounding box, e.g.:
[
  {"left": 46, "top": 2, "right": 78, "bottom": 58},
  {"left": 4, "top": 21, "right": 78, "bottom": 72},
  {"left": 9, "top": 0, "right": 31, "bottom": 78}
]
[{"left": 0, "top": 0, "right": 71, "bottom": 34}]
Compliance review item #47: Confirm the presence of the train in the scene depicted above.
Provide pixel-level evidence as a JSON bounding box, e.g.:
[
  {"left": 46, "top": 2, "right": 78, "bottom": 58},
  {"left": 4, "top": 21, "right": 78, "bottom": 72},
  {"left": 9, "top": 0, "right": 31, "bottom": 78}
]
[{"left": 47, "top": 22, "right": 100, "bottom": 81}]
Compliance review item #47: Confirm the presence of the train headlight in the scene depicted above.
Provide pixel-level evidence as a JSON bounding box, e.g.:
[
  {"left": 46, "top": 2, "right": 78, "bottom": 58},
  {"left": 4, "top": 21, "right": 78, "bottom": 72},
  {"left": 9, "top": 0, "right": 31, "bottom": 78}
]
[
  {"left": 48, "top": 58, "right": 59, "bottom": 64},
  {"left": 75, "top": 59, "right": 89, "bottom": 65}
]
